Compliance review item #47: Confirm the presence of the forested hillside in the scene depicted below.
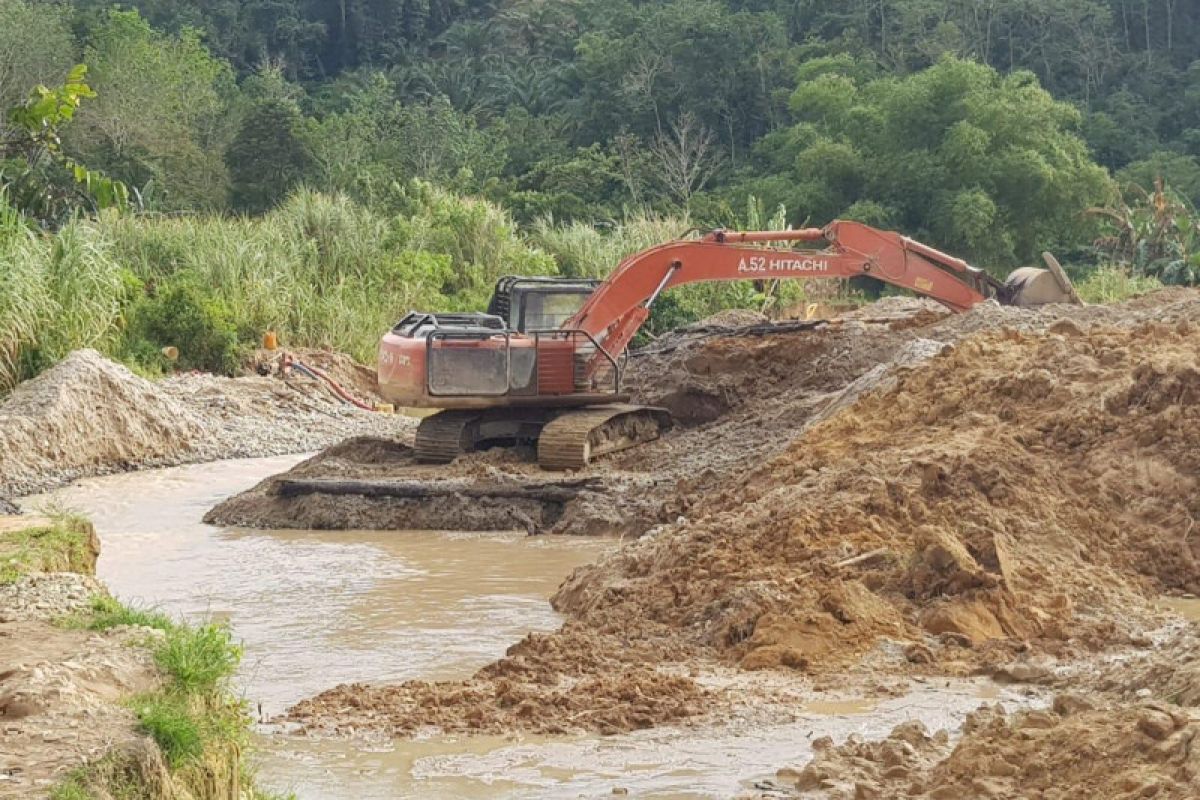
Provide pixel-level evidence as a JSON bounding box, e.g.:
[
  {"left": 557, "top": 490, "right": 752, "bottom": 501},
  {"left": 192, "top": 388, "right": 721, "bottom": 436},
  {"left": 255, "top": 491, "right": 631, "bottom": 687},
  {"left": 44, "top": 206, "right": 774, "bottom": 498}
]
[{"left": 1, "top": 0, "right": 1197, "bottom": 385}]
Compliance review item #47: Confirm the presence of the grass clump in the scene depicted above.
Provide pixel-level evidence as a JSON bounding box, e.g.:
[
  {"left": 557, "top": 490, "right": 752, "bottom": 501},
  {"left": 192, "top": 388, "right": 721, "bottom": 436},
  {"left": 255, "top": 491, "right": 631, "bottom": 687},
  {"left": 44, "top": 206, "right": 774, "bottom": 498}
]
[
  {"left": 63, "top": 594, "right": 175, "bottom": 632},
  {"left": 154, "top": 621, "right": 244, "bottom": 695},
  {"left": 0, "top": 514, "right": 96, "bottom": 584},
  {"left": 1074, "top": 265, "right": 1165, "bottom": 304},
  {"left": 54, "top": 595, "right": 263, "bottom": 798}
]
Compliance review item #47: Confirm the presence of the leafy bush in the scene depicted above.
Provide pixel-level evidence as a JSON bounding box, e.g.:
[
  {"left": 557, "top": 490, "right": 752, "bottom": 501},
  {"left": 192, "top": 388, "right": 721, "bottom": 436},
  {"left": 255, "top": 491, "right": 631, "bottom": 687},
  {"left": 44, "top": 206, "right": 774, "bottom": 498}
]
[
  {"left": 126, "top": 282, "right": 242, "bottom": 375},
  {"left": 1090, "top": 180, "right": 1200, "bottom": 286}
]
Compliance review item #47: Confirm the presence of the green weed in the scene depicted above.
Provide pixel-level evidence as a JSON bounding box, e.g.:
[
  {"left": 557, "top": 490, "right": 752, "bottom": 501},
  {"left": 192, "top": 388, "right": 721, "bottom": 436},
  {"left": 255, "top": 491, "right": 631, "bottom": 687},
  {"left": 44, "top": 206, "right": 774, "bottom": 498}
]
[
  {"left": 154, "top": 622, "right": 243, "bottom": 694},
  {"left": 133, "top": 694, "right": 205, "bottom": 767},
  {"left": 1075, "top": 265, "right": 1165, "bottom": 304},
  {"left": 0, "top": 515, "right": 94, "bottom": 584},
  {"left": 64, "top": 594, "right": 175, "bottom": 632}
]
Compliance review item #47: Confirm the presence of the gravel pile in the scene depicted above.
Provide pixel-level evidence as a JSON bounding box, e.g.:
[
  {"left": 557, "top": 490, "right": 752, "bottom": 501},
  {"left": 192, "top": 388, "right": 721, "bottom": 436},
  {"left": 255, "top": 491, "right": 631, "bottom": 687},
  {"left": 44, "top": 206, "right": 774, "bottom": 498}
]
[
  {"left": 0, "top": 350, "right": 415, "bottom": 498},
  {"left": 0, "top": 572, "right": 104, "bottom": 622}
]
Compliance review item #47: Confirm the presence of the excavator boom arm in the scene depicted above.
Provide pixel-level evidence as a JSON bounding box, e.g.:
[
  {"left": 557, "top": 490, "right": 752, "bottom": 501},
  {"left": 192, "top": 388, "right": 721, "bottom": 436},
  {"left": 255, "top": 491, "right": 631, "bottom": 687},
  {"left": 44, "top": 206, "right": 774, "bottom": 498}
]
[{"left": 566, "top": 220, "right": 999, "bottom": 365}]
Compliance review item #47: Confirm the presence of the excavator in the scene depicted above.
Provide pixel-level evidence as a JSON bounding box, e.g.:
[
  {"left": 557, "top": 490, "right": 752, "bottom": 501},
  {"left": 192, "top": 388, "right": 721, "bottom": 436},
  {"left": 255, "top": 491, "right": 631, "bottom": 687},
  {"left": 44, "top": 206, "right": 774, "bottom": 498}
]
[{"left": 378, "top": 220, "right": 1074, "bottom": 470}]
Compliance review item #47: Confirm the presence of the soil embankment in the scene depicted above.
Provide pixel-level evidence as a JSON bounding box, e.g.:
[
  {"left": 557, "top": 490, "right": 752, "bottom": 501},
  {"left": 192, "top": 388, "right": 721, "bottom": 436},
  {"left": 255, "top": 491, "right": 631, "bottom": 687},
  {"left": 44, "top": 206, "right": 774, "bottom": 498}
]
[
  {"left": 0, "top": 513, "right": 267, "bottom": 799},
  {"left": 276, "top": 289, "right": 1200, "bottom": 797},
  {"left": 0, "top": 348, "right": 414, "bottom": 501},
  {"left": 0, "top": 516, "right": 158, "bottom": 797},
  {"left": 787, "top": 698, "right": 1200, "bottom": 798}
]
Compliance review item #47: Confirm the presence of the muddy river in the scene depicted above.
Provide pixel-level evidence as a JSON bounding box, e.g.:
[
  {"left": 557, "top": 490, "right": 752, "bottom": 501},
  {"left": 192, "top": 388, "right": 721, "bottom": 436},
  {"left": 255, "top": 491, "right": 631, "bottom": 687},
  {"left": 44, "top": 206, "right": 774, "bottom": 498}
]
[{"left": 25, "top": 457, "right": 1040, "bottom": 799}]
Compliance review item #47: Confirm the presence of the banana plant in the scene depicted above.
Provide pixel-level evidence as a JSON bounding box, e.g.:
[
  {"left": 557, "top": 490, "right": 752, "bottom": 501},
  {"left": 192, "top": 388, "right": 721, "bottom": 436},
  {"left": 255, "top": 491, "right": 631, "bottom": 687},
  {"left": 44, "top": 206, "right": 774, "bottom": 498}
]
[{"left": 1089, "top": 178, "right": 1200, "bottom": 286}]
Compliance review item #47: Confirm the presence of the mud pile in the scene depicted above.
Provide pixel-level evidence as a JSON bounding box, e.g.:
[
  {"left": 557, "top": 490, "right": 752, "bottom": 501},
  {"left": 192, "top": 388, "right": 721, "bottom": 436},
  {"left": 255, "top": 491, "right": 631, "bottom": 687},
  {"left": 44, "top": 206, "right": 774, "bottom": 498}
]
[
  {"left": 788, "top": 698, "right": 1200, "bottom": 798},
  {"left": 0, "top": 349, "right": 412, "bottom": 498},
  {"left": 0, "top": 351, "right": 207, "bottom": 496},
  {"left": 555, "top": 320, "right": 1200, "bottom": 676},
  {"left": 284, "top": 290, "right": 1200, "bottom": 738}
]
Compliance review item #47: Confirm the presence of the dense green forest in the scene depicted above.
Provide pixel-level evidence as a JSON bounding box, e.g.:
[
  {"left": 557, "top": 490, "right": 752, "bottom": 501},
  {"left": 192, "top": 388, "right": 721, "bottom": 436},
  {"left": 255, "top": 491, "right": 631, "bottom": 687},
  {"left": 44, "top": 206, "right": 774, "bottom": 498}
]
[{"left": 1, "top": 0, "right": 1197, "bottom": 386}]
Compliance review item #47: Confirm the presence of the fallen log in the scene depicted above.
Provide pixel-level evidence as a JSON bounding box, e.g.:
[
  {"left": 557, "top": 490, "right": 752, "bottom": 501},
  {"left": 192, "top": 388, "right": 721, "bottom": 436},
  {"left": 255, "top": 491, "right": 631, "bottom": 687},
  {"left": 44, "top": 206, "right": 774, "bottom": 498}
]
[{"left": 273, "top": 477, "right": 603, "bottom": 503}]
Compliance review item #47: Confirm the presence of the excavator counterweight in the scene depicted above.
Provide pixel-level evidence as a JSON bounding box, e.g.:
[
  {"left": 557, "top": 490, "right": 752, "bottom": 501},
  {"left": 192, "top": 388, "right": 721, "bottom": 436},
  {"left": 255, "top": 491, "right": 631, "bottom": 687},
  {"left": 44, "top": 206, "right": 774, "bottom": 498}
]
[{"left": 378, "top": 221, "right": 1074, "bottom": 469}]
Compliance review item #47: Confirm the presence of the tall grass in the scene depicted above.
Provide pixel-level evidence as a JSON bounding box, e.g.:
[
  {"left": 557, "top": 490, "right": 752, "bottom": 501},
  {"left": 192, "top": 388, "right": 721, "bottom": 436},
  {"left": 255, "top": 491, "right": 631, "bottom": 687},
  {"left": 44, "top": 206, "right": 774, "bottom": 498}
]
[
  {"left": 1, "top": 187, "right": 815, "bottom": 390},
  {"left": 0, "top": 184, "right": 557, "bottom": 388},
  {"left": 531, "top": 212, "right": 689, "bottom": 278},
  {"left": 1074, "top": 264, "right": 1164, "bottom": 304}
]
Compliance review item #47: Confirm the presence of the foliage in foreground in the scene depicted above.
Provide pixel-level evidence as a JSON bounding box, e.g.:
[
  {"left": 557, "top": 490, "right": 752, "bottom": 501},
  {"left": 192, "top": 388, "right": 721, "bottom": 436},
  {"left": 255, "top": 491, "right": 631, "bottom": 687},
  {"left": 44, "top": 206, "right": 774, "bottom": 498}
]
[
  {"left": 54, "top": 595, "right": 285, "bottom": 799},
  {"left": 1073, "top": 266, "right": 1165, "bottom": 305},
  {"left": 0, "top": 514, "right": 93, "bottom": 584}
]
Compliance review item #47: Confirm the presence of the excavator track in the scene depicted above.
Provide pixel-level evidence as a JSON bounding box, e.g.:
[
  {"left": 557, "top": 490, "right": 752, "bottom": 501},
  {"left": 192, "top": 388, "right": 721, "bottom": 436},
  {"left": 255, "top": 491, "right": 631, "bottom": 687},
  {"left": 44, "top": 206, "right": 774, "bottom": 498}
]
[
  {"left": 537, "top": 404, "right": 673, "bottom": 471},
  {"left": 414, "top": 410, "right": 481, "bottom": 463}
]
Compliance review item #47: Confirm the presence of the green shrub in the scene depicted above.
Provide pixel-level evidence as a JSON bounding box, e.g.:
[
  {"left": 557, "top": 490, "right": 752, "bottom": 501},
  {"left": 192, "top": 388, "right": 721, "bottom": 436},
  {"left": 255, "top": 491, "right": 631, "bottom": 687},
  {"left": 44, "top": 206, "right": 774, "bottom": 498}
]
[{"left": 125, "top": 282, "right": 242, "bottom": 375}]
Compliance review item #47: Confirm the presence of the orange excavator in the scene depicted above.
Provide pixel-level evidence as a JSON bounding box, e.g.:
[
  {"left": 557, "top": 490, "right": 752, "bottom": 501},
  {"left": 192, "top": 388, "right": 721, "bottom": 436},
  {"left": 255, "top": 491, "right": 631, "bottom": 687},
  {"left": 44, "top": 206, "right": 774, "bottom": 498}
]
[{"left": 378, "top": 220, "right": 1071, "bottom": 469}]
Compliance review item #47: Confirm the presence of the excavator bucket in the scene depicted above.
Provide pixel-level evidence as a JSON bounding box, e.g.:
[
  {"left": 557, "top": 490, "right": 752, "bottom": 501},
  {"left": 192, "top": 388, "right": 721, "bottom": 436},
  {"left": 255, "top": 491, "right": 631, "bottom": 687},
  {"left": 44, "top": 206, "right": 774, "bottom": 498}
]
[{"left": 1002, "top": 253, "right": 1083, "bottom": 307}]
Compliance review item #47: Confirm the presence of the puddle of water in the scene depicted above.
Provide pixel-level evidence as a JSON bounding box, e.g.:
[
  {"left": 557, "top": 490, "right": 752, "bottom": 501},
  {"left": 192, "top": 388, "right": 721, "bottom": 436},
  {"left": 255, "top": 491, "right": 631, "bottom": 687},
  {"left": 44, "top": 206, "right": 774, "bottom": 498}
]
[
  {"left": 22, "top": 456, "right": 611, "bottom": 716},
  {"left": 802, "top": 698, "right": 877, "bottom": 716},
  {"left": 1159, "top": 596, "right": 1200, "bottom": 622}
]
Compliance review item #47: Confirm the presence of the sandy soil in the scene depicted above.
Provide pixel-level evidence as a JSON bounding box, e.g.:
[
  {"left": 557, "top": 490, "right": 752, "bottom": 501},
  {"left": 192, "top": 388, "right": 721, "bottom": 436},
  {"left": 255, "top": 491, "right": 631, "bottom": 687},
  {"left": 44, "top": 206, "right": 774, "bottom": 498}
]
[
  {"left": 782, "top": 697, "right": 1200, "bottom": 798},
  {"left": 277, "top": 289, "right": 1200, "bottom": 782}
]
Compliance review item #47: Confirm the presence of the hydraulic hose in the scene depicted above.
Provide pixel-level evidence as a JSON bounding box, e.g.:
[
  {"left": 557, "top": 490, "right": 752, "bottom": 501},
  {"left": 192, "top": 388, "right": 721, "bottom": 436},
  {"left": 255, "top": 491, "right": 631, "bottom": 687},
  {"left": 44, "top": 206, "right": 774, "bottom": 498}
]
[{"left": 283, "top": 353, "right": 376, "bottom": 412}]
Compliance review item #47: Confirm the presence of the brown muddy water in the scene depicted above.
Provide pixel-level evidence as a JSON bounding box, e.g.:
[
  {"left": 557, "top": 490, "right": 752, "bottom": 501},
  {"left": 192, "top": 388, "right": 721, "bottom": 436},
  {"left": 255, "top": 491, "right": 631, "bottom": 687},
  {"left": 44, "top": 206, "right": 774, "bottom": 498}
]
[{"left": 23, "top": 457, "right": 1041, "bottom": 799}]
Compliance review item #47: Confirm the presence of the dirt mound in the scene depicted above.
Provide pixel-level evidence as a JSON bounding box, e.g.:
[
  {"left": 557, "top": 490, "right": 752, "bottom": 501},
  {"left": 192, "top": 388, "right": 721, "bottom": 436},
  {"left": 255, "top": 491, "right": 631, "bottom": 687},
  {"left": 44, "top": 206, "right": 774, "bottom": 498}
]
[
  {"left": 204, "top": 436, "right": 649, "bottom": 534},
  {"left": 553, "top": 321, "right": 1200, "bottom": 677},
  {"left": 274, "top": 290, "right": 1200, "bottom": 740},
  {"left": 1, "top": 350, "right": 412, "bottom": 498},
  {"left": 788, "top": 699, "right": 1200, "bottom": 798},
  {"left": 290, "top": 664, "right": 705, "bottom": 738}
]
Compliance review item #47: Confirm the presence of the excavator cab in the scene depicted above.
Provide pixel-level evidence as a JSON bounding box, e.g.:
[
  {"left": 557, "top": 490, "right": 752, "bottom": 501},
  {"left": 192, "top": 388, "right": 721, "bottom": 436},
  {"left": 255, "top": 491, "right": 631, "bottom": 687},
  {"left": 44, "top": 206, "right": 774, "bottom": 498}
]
[{"left": 486, "top": 276, "right": 601, "bottom": 333}]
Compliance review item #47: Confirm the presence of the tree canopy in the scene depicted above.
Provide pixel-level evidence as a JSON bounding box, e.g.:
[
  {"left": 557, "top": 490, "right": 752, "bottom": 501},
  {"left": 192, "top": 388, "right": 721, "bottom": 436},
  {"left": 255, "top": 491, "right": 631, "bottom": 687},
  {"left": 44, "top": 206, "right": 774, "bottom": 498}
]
[{"left": 1, "top": 0, "right": 1199, "bottom": 269}]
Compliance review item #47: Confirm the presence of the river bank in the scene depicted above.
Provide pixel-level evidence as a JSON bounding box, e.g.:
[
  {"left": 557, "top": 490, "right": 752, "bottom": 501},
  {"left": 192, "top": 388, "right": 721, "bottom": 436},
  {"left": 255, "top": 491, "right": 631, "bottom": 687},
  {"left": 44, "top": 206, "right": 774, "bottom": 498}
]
[{"left": 0, "top": 513, "right": 264, "bottom": 799}]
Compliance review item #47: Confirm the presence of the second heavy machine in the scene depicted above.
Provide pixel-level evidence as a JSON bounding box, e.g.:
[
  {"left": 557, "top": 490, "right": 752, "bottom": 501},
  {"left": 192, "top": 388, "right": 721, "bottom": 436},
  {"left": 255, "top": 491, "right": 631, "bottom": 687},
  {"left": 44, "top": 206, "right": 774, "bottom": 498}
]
[{"left": 378, "top": 220, "right": 1072, "bottom": 469}]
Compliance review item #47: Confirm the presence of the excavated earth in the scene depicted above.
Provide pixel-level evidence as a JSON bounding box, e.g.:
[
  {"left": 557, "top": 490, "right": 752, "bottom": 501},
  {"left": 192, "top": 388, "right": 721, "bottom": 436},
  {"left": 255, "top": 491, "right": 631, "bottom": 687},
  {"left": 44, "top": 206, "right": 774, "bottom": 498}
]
[{"left": 261, "top": 288, "right": 1200, "bottom": 798}]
